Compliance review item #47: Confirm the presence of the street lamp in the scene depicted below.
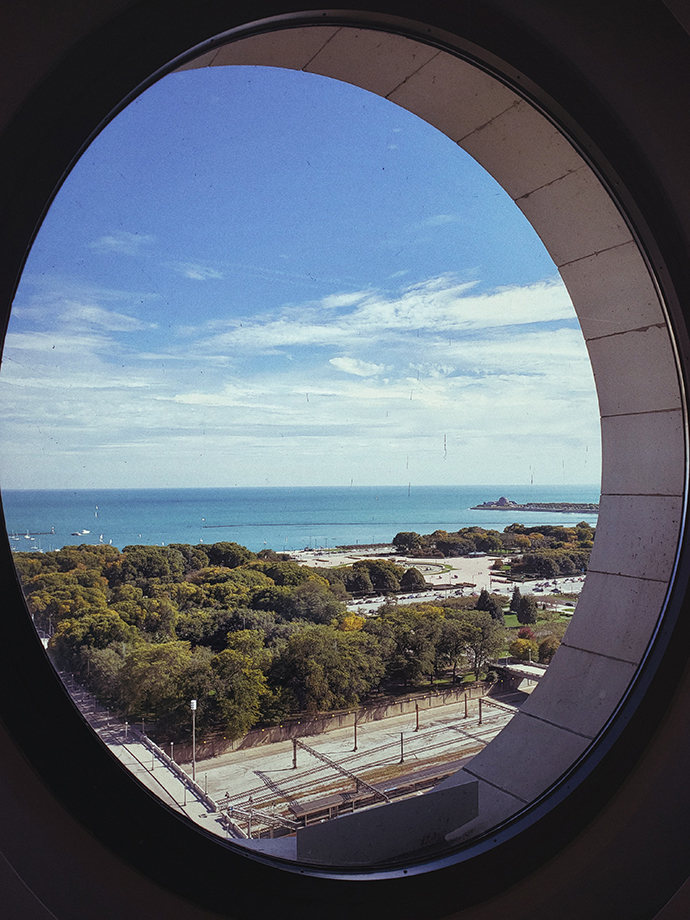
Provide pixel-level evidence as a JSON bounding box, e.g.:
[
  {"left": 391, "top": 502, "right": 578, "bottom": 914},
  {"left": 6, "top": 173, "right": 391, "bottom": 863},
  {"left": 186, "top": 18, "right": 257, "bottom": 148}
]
[{"left": 190, "top": 699, "right": 197, "bottom": 783}]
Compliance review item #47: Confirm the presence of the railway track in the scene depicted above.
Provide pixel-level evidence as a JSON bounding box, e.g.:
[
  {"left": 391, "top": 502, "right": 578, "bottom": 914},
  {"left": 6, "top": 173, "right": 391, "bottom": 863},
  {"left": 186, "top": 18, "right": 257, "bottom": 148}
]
[{"left": 214, "top": 708, "right": 515, "bottom": 837}]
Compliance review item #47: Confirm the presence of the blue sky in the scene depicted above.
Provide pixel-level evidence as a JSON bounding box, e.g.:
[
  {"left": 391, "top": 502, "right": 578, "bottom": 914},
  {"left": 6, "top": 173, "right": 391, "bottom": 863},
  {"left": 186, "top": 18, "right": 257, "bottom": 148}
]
[{"left": 0, "top": 65, "right": 600, "bottom": 489}]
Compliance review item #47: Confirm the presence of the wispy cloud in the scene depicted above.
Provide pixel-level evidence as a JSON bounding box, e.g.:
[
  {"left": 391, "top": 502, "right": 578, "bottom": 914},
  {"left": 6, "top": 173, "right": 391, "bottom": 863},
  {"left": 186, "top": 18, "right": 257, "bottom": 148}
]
[
  {"left": 60, "top": 302, "right": 156, "bottom": 332},
  {"left": 189, "top": 275, "right": 573, "bottom": 357},
  {"left": 4, "top": 330, "right": 117, "bottom": 354},
  {"left": 320, "top": 291, "right": 371, "bottom": 309},
  {"left": 0, "top": 273, "right": 600, "bottom": 488},
  {"left": 89, "top": 231, "right": 155, "bottom": 256},
  {"left": 329, "top": 357, "right": 387, "bottom": 377},
  {"left": 424, "top": 214, "right": 461, "bottom": 227},
  {"left": 169, "top": 262, "right": 224, "bottom": 281}
]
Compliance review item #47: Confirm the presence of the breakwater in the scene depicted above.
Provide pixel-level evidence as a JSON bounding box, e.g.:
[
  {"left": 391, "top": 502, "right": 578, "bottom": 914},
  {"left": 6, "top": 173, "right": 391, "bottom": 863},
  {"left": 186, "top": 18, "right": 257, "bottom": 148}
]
[{"left": 472, "top": 498, "right": 599, "bottom": 514}]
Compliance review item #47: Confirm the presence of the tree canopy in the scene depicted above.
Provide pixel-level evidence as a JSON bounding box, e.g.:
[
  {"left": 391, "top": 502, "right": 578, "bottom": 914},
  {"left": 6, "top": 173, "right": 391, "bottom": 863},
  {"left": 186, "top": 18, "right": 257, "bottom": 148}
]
[{"left": 14, "top": 539, "right": 570, "bottom": 745}]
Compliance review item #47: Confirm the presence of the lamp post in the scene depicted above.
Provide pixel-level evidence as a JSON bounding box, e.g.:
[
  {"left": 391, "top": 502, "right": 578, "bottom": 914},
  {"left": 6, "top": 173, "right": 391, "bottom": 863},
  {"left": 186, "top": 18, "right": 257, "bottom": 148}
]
[{"left": 190, "top": 699, "right": 197, "bottom": 783}]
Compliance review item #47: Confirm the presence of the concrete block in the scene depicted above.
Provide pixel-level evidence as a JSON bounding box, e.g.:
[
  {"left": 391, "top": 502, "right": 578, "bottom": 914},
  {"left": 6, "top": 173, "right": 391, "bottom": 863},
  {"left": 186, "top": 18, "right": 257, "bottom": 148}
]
[
  {"left": 435, "top": 771, "right": 525, "bottom": 844},
  {"left": 586, "top": 325, "right": 681, "bottom": 417},
  {"left": 460, "top": 99, "right": 585, "bottom": 200},
  {"left": 564, "top": 570, "right": 670, "bottom": 663},
  {"left": 588, "top": 494, "right": 682, "bottom": 582},
  {"left": 521, "top": 645, "right": 637, "bottom": 737},
  {"left": 387, "top": 52, "right": 519, "bottom": 141},
  {"left": 295, "top": 781, "right": 478, "bottom": 865},
  {"left": 517, "top": 167, "right": 631, "bottom": 266},
  {"left": 181, "top": 27, "right": 339, "bottom": 71},
  {"left": 456, "top": 712, "right": 591, "bottom": 803},
  {"left": 601, "top": 409, "right": 684, "bottom": 496},
  {"left": 238, "top": 836, "right": 298, "bottom": 859},
  {"left": 305, "top": 29, "right": 438, "bottom": 97},
  {"left": 559, "top": 241, "right": 665, "bottom": 340}
]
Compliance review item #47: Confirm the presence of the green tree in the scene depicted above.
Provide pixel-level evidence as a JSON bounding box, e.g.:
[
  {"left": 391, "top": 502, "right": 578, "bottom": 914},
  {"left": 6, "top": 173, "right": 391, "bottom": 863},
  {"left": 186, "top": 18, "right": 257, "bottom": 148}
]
[
  {"left": 344, "top": 567, "right": 374, "bottom": 595},
  {"left": 462, "top": 610, "right": 505, "bottom": 681},
  {"left": 517, "top": 594, "right": 538, "bottom": 625},
  {"left": 353, "top": 559, "right": 405, "bottom": 594},
  {"left": 259, "top": 560, "right": 314, "bottom": 587},
  {"left": 115, "top": 545, "right": 185, "bottom": 584},
  {"left": 270, "top": 625, "right": 384, "bottom": 713},
  {"left": 283, "top": 579, "right": 346, "bottom": 624},
  {"left": 77, "top": 646, "right": 126, "bottom": 706},
  {"left": 538, "top": 634, "right": 561, "bottom": 663},
  {"left": 50, "top": 610, "right": 137, "bottom": 672},
  {"left": 400, "top": 567, "right": 426, "bottom": 591},
  {"left": 486, "top": 597, "right": 505, "bottom": 625},
  {"left": 168, "top": 543, "right": 210, "bottom": 572},
  {"left": 510, "top": 586, "right": 522, "bottom": 614},
  {"left": 392, "top": 532, "right": 423, "bottom": 553},
  {"left": 438, "top": 618, "right": 471, "bottom": 683},
  {"left": 365, "top": 607, "right": 441, "bottom": 686},
  {"left": 209, "top": 630, "right": 269, "bottom": 738},
  {"left": 117, "top": 641, "right": 221, "bottom": 736},
  {"left": 476, "top": 588, "right": 492, "bottom": 611},
  {"left": 205, "top": 542, "right": 256, "bottom": 569}
]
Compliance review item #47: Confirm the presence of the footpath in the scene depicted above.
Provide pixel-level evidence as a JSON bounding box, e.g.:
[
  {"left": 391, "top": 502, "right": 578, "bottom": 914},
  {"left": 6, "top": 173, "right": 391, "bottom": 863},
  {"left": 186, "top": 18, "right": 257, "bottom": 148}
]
[{"left": 60, "top": 673, "right": 230, "bottom": 837}]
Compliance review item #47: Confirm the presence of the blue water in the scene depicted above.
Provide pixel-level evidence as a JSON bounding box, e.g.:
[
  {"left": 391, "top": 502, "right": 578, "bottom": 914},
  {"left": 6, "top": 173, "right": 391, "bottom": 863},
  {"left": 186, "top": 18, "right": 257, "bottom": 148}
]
[{"left": 1, "top": 485, "right": 600, "bottom": 554}]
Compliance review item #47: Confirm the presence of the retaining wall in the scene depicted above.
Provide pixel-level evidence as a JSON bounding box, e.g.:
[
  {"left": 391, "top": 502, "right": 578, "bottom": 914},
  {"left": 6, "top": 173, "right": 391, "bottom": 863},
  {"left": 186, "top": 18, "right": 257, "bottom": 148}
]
[{"left": 169, "top": 682, "right": 489, "bottom": 765}]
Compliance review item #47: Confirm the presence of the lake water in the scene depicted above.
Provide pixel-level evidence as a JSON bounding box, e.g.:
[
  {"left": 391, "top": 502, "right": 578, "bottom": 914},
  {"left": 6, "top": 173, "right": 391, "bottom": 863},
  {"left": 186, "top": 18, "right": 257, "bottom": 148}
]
[{"left": 2, "top": 485, "right": 600, "bottom": 554}]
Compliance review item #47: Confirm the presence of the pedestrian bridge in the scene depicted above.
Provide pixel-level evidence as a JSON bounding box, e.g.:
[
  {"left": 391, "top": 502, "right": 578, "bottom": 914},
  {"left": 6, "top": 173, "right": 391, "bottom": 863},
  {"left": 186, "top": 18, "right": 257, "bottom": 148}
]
[{"left": 491, "top": 661, "right": 548, "bottom": 693}]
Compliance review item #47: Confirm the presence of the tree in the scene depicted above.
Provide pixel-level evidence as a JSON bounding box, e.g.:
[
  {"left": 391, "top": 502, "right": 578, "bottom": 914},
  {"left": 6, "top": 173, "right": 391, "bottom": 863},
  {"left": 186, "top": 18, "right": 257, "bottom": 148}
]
[
  {"left": 510, "top": 586, "right": 522, "bottom": 614},
  {"left": 509, "top": 637, "right": 539, "bottom": 662},
  {"left": 283, "top": 579, "right": 346, "bottom": 624},
  {"left": 270, "top": 625, "right": 384, "bottom": 713},
  {"left": 365, "top": 607, "right": 440, "bottom": 686},
  {"left": 517, "top": 594, "right": 538, "bottom": 625},
  {"left": 205, "top": 542, "right": 255, "bottom": 569},
  {"left": 49, "top": 610, "right": 136, "bottom": 672},
  {"left": 355, "top": 559, "right": 405, "bottom": 594},
  {"left": 77, "top": 646, "right": 125, "bottom": 706},
  {"left": 400, "top": 567, "right": 426, "bottom": 591},
  {"left": 462, "top": 611, "right": 505, "bottom": 681},
  {"left": 117, "top": 641, "right": 197, "bottom": 725},
  {"left": 538, "top": 635, "right": 561, "bottom": 663},
  {"left": 115, "top": 545, "right": 185, "bottom": 585},
  {"left": 260, "top": 560, "right": 314, "bottom": 586},
  {"left": 438, "top": 618, "right": 471, "bottom": 683},
  {"left": 209, "top": 631, "right": 269, "bottom": 738},
  {"left": 477, "top": 531, "right": 503, "bottom": 553},
  {"left": 392, "top": 532, "right": 422, "bottom": 553},
  {"left": 476, "top": 588, "right": 504, "bottom": 624},
  {"left": 476, "top": 588, "right": 492, "bottom": 611},
  {"left": 486, "top": 597, "right": 505, "bottom": 625},
  {"left": 344, "top": 567, "right": 374, "bottom": 595},
  {"left": 517, "top": 626, "right": 536, "bottom": 640},
  {"left": 168, "top": 543, "right": 209, "bottom": 572},
  {"left": 339, "top": 614, "right": 365, "bottom": 631}
]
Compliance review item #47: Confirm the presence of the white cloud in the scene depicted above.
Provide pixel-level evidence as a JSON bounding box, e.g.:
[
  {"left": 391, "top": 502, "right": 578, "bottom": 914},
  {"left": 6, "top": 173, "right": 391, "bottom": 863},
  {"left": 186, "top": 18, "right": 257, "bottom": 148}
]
[
  {"left": 89, "top": 231, "right": 155, "bottom": 256},
  {"left": 329, "top": 356, "right": 387, "bottom": 377},
  {"left": 320, "top": 291, "right": 370, "bottom": 309},
  {"left": 60, "top": 302, "right": 156, "bottom": 332},
  {"left": 190, "top": 275, "right": 574, "bottom": 358},
  {"left": 3, "top": 330, "right": 115, "bottom": 354},
  {"left": 170, "top": 262, "right": 224, "bottom": 281},
  {"left": 0, "top": 272, "right": 601, "bottom": 489}
]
